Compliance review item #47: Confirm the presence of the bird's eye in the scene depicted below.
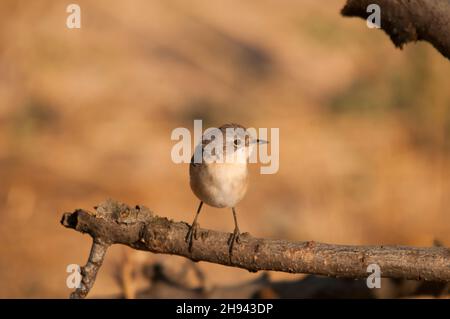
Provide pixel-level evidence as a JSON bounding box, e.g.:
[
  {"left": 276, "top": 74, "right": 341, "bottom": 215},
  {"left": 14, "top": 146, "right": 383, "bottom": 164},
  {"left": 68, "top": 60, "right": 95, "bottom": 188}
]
[{"left": 233, "top": 139, "right": 240, "bottom": 146}]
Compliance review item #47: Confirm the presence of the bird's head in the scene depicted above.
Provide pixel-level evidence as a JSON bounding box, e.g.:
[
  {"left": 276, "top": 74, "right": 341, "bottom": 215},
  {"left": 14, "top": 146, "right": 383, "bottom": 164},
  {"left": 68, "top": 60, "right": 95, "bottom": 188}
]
[{"left": 200, "top": 123, "right": 268, "bottom": 164}]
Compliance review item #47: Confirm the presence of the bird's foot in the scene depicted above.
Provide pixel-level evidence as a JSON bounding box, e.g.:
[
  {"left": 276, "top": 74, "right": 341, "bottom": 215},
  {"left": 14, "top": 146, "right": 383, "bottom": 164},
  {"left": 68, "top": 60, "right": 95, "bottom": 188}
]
[
  {"left": 185, "top": 222, "right": 200, "bottom": 252},
  {"left": 227, "top": 227, "right": 241, "bottom": 260}
]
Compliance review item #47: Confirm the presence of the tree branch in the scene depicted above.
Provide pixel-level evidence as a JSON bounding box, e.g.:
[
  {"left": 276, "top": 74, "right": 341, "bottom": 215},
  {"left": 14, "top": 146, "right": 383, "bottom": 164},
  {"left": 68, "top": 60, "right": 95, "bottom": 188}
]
[
  {"left": 61, "top": 200, "right": 450, "bottom": 299},
  {"left": 341, "top": 0, "right": 450, "bottom": 60},
  {"left": 71, "top": 240, "right": 109, "bottom": 299}
]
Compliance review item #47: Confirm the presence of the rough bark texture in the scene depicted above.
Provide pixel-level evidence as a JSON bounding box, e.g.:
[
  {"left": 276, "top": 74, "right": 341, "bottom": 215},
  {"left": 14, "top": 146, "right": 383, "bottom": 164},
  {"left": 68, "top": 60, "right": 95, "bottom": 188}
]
[
  {"left": 341, "top": 0, "right": 450, "bottom": 60},
  {"left": 61, "top": 200, "right": 450, "bottom": 299},
  {"left": 71, "top": 240, "right": 109, "bottom": 299}
]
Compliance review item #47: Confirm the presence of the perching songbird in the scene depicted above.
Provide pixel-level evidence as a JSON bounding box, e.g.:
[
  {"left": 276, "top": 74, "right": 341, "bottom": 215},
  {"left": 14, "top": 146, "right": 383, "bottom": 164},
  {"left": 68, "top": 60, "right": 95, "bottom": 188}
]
[{"left": 186, "top": 123, "right": 267, "bottom": 256}]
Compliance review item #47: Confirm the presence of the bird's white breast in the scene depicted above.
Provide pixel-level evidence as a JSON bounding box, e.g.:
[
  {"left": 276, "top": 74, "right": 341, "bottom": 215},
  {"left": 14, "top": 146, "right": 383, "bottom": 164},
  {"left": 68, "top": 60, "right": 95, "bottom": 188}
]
[{"left": 190, "top": 162, "right": 248, "bottom": 208}]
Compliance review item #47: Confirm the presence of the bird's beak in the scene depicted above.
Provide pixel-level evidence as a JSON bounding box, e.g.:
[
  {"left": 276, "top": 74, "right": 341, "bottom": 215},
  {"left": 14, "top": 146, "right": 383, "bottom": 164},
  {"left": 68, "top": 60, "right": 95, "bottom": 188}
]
[{"left": 253, "top": 139, "right": 269, "bottom": 144}]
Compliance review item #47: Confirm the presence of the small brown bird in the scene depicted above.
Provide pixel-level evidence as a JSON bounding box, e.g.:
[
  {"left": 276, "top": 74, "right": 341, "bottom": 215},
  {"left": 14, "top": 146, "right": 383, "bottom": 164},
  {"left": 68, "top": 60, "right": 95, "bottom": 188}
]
[{"left": 186, "top": 123, "right": 267, "bottom": 256}]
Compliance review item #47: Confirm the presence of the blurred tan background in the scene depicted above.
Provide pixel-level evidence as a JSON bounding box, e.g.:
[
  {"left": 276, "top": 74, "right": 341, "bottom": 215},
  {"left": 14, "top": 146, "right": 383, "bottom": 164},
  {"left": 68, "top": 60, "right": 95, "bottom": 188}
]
[{"left": 0, "top": 0, "right": 449, "bottom": 298}]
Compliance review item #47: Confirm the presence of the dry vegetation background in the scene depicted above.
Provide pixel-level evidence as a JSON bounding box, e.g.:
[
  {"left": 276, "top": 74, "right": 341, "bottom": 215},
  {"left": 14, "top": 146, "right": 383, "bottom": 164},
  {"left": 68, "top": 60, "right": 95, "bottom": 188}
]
[{"left": 0, "top": 0, "right": 449, "bottom": 298}]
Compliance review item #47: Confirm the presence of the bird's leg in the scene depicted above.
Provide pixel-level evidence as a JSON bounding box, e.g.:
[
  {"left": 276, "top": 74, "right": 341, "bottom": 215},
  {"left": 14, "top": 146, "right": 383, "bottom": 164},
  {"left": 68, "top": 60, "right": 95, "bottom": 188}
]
[
  {"left": 185, "top": 201, "right": 203, "bottom": 252},
  {"left": 227, "top": 207, "right": 241, "bottom": 257}
]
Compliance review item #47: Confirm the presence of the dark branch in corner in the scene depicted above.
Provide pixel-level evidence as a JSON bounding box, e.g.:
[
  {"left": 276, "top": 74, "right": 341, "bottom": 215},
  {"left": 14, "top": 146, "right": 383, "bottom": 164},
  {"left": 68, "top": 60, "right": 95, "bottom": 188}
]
[
  {"left": 61, "top": 200, "right": 450, "bottom": 299},
  {"left": 341, "top": 0, "right": 450, "bottom": 60}
]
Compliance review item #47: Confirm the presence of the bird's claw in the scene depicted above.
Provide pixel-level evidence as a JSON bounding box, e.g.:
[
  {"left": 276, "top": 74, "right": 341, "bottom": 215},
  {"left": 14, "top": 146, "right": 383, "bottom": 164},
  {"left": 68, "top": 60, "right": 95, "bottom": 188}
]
[
  {"left": 228, "top": 227, "right": 241, "bottom": 258},
  {"left": 186, "top": 222, "right": 199, "bottom": 252}
]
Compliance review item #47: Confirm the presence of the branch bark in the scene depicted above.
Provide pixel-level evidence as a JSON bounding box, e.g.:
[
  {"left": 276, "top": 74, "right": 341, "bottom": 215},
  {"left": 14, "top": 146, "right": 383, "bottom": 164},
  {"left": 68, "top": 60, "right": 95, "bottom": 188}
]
[
  {"left": 341, "top": 0, "right": 450, "bottom": 60},
  {"left": 61, "top": 200, "right": 450, "bottom": 299}
]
